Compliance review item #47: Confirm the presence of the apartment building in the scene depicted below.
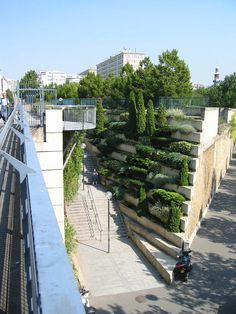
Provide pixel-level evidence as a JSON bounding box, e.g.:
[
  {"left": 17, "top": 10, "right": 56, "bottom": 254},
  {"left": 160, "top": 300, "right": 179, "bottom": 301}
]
[
  {"left": 39, "top": 70, "right": 82, "bottom": 86},
  {"left": 97, "top": 49, "right": 145, "bottom": 79}
]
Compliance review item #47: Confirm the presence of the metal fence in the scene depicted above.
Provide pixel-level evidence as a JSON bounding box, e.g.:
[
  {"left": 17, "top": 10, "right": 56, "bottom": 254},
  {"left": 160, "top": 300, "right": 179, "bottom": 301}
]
[{"left": 158, "top": 96, "right": 209, "bottom": 109}]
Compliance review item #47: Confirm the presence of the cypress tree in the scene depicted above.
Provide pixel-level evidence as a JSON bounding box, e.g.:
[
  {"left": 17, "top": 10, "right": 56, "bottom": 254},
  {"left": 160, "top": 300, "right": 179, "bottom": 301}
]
[
  {"left": 136, "top": 90, "right": 146, "bottom": 136},
  {"left": 137, "top": 187, "right": 148, "bottom": 217},
  {"left": 156, "top": 104, "right": 167, "bottom": 129},
  {"left": 146, "top": 99, "right": 156, "bottom": 136},
  {"left": 128, "top": 91, "right": 137, "bottom": 136},
  {"left": 168, "top": 202, "right": 181, "bottom": 233},
  {"left": 178, "top": 157, "right": 189, "bottom": 186},
  {"left": 96, "top": 99, "right": 105, "bottom": 134}
]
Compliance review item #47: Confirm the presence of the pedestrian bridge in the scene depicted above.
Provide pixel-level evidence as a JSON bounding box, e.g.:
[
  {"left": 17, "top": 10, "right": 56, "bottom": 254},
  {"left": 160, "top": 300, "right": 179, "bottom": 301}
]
[{"left": 0, "top": 103, "right": 96, "bottom": 313}]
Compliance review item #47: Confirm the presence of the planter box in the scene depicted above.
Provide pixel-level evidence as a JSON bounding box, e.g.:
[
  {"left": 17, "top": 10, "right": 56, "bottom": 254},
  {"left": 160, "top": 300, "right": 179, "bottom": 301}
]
[
  {"left": 119, "top": 202, "right": 183, "bottom": 247},
  {"left": 182, "top": 201, "right": 191, "bottom": 216},
  {"left": 109, "top": 151, "right": 127, "bottom": 162},
  {"left": 123, "top": 192, "right": 139, "bottom": 207},
  {"left": 189, "top": 158, "right": 198, "bottom": 171},
  {"left": 184, "top": 107, "right": 205, "bottom": 118},
  {"left": 171, "top": 131, "right": 202, "bottom": 144},
  {"left": 117, "top": 143, "right": 136, "bottom": 154},
  {"left": 190, "top": 145, "right": 200, "bottom": 157},
  {"left": 168, "top": 117, "right": 203, "bottom": 132},
  {"left": 160, "top": 165, "right": 179, "bottom": 177},
  {"left": 164, "top": 183, "right": 193, "bottom": 200}
]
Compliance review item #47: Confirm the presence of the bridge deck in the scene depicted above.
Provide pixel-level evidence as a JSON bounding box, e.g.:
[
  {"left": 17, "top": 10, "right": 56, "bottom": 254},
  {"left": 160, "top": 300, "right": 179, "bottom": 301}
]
[{"left": 0, "top": 130, "right": 28, "bottom": 313}]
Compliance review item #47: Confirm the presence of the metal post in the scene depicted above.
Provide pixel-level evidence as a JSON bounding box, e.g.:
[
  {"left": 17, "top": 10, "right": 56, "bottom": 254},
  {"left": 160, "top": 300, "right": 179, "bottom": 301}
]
[
  {"left": 108, "top": 199, "right": 110, "bottom": 253},
  {"left": 82, "top": 155, "right": 85, "bottom": 190}
]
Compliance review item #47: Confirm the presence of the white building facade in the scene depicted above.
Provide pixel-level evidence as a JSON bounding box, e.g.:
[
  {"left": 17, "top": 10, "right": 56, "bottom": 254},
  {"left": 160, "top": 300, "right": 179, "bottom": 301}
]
[
  {"left": 97, "top": 50, "right": 145, "bottom": 79},
  {"left": 0, "top": 75, "right": 17, "bottom": 93},
  {"left": 39, "top": 70, "right": 82, "bottom": 86}
]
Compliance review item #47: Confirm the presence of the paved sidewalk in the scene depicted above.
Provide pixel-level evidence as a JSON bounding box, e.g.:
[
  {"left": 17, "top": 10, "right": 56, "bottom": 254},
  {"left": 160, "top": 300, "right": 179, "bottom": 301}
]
[{"left": 88, "top": 152, "right": 236, "bottom": 313}]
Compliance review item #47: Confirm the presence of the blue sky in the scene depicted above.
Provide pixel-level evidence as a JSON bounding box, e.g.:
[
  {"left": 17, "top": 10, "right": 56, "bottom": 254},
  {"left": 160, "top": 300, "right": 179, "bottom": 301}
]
[{"left": 1, "top": 0, "right": 235, "bottom": 85}]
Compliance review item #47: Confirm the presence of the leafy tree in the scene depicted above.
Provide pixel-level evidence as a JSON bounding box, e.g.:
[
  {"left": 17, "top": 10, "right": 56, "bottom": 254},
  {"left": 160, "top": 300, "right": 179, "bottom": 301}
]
[
  {"left": 221, "top": 73, "right": 236, "bottom": 108},
  {"left": 78, "top": 73, "right": 104, "bottom": 98},
  {"left": 146, "top": 99, "right": 156, "bottom": 136},
  {"left": 156, "top": 49, "right": 192, "bottom": 96},
  {"left": 5, "top": 89, "right": 13, "bottom": 103},
  {"left": 136, "top": 90, "right": 146, "bottom": 135},
  {"left": 127, "top": 91, "right": 137, "bottom": 136},
  {"left": 96, "top": 99, "right": 105, "bottom": 134},
  {"left": 57, "top": 81, "right": 80, "bottom": 99},
  {"left": 156, "top": 104, "right": 167, "bottom": 128},
  {"left": 137, "top": 187, "right": 148, "bottom": 217},
  {"left": 19, "top": 70, "right": 40, "bottom": 88}
]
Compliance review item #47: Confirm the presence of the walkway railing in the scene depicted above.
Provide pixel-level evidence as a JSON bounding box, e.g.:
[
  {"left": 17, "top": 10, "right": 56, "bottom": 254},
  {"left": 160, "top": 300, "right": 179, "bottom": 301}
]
[
  {"left": 82, "top": 195, "right": 95, "bottom": 238},
  {"left": 0, "top": 105, "right": 85, "bottom": 313},
  {"left": 87, "top": 185, "right": 102, "bottom": 241}
]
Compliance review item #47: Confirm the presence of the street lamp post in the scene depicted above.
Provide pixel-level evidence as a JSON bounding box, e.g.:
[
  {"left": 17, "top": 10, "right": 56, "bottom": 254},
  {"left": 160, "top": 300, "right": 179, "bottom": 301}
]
[
  {"left": 105, "top": 191, "right": 112, "bottom": 253},
  {"left": 81, "top": 143, "right": 86, "bottom": 190}
]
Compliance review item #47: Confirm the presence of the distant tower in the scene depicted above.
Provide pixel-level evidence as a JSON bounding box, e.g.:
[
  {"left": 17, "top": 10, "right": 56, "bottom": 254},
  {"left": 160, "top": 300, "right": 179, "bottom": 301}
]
[{"left": 213, "top": 66, "right": 220, "bottom": 84}]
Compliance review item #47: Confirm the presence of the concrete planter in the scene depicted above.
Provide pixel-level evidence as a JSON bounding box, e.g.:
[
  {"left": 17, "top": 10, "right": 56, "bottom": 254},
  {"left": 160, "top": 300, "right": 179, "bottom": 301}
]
[
  {"left": 171, "top": 131, "right": 202, "bottom": 144},
  {"left": 168, "top": 117, "right": 203, "bottom": 132},
  {"left": 109, "top": 151, "right": 127, "bottom": 162},
  {"left": 190, "top": 145, "right": 200, "bottom": 157},
  {"left": 123, "top": 192, "right": 139, "bottom": 207},
  {"left": 164, "top": 183, "right": 193, "bottom": 200},
  {"left": 119, "top": 202, "right": 183, "bottom": 247},
  {"left": 117, "top": 143, "right": 136, "bottom": 154}
]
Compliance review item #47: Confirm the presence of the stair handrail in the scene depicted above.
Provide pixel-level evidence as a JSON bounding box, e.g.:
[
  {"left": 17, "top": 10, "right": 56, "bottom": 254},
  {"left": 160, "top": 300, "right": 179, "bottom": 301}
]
[
  {"left": 82, "top": 195, "right": 94, "bottom": 238},
  {"left": 87, "top": 186, "right": 102, "bottom": 241}
]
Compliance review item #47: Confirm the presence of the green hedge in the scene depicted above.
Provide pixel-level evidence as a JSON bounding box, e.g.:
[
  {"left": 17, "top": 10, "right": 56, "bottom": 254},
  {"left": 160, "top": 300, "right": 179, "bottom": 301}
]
[
  {"left": 135, "top": 144, "right": 156, "bottom": 158},
  {"left": 169, "top": 141, "right": 194, "bottom": 155},
  {"left": 151, "top": 189, "right": 185, "bottom": 207},
  {"left": 178, "top": 157, "right": 189, "bottom": 186},
  {"left": 151, "top": 136, "right": 175, "bottom": 149},
  {"left": 155, "top": 150, "right": 190, "bottom": 169},
  {"left": 126, "top": 154, "right": 159, "bottom": 171},
  {"left": 137, "top": 187, "right": 148, "bottom": 217},
  {"left": 128, "top": 166, "right": 148, "bottom": 179},
  {"left": 108, "top": 121, "right": 127, "bottom": 132}
]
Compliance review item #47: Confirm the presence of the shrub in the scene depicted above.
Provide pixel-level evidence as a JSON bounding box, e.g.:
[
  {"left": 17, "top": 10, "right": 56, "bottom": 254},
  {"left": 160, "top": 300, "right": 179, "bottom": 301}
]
[
  {"left": 112, "top": 185, "right": 125, "bottom": 200},
  {"left": 136, "top": 144, "right": 156, "bottom": 158},
  {"left": 168, "top": 202, "right": 181, "bottom": 232},
  {"left": 151, "top": 173, "right": 173, "bottom": 188},
  {"left": 128, "top": 166, "right": 148, "bottom": 179},
  {"left": 98, "top": 167, "right": 110, "bottom": 177},
  {"left": 137, "top": 187, "right": 148, "bottom": 217},
  {"left": 108, "top": 121, "right": 127, "bottom": 132},
  {"left": 97, "top": 143, "right": 111, "bottom": 155},
  {"left": 127, "top": 155, "right": 159, "bottom": 171},
  {"left": 166, "top": 108, "right": 186, "bottom": 119},
  {"left": 151, "top": 189, "right": 185, "bottom": 207},
  {"left": 178, "top": 157, "right": 189, "bottom": 186},
  {"left": 149, "top": 203, "right": 170, "bottom": 225},
  {"left": 146, "top": 99, "right": 156, "bottom": 136},
  {"left": 120, "top": 112, "right": 129, "bottom": 122},
  {"left": 106, "top": 136, "right": 124, "bottom": 147},
  {"left": 102, "top": 159, "right": 126, "bottom": 173},
  {"left": 169, "top": 141, "right": 194, "bottom": 155},
  {"left": 171, "top": 124, "right": 196, "bottom": 134},
  {"left": 138, "top": 136, "right": 151, "bottom": 146},
  {"left": 155, "top": 150, "right": 190, "bottom": 169},
  {"left": 65, "top": 218, "right": 77, "bottom": 255}
]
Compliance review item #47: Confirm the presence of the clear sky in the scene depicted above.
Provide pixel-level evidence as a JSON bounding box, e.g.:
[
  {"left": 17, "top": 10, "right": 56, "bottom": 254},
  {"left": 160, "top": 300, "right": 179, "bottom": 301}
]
[{"left": 1, "top": 0, "right": 235, "bottom": 86}]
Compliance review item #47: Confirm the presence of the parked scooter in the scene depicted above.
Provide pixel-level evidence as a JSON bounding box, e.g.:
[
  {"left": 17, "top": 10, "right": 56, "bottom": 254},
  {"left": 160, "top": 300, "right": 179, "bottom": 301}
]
[
  {"left": 80, "top": 287, "right": 96, "bottom": 313},
  {"left": 174, "top": 249, "right": 192, "bottom": 282}
]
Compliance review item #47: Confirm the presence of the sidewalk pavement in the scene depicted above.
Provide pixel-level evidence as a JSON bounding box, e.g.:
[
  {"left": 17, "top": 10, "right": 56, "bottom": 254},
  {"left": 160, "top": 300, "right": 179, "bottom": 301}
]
[{"left": 78, "top": 153, "right": 236, "bottom": 314}]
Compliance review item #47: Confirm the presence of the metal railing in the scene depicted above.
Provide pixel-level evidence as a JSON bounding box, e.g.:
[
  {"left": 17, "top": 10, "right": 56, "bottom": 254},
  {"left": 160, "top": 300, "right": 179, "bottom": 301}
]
[
  {"left": 82, "top": 195, "right": 95, "bottom": 238},
  {"left": 87, "top": 185, "right": 102, "bottom": 241},
  {"left": 0, "top": 104, "right": 85, "bottom": 314}
]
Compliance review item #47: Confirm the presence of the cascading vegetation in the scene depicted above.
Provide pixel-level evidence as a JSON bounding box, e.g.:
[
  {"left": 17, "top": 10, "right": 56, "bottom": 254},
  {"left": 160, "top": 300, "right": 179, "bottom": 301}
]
[{"left": 64, "top": 131, "right": 85, "bottom": 202}]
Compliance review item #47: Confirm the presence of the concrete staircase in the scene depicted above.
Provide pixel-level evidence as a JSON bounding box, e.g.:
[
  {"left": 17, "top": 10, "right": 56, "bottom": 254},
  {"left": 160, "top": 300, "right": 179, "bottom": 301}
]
[
  {"left": 66, "top": 150, "right": 127, "bottom": 242},
  {"left": 119, "top": 202, "right": 183, "bottom": 284}
]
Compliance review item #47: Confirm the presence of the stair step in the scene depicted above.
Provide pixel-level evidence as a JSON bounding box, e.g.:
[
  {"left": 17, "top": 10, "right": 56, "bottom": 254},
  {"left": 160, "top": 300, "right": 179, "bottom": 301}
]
[
  {"left": 132, "top": 233, "right": 175, "bottom": 284},
  {"left": 126, "top": 218, "right": 180, "bottom": 259}
]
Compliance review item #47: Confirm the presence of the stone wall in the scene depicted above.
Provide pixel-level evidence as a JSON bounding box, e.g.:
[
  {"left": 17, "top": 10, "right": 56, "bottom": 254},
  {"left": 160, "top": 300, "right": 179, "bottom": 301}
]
[{"left": 186, "top": 129, "right": 233, "bottom": 240}]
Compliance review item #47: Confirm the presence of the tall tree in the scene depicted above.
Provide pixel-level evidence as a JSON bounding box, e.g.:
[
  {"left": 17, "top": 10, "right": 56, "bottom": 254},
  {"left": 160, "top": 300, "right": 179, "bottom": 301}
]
[
  {"left": 78, "top": 73, "right": 104, "bottom": 98},
  {"left": 19, "top": 70, "right": 40, "bottom": 88},
  {"left": 156, "top": 104, "right": 167, "bottom": 128},
  {"left": 128, "top": 91, "right": 137, "bottom": 136},
  {"left": 156, "top": 49, "right": 192, "bottom": 96},
  {"left": 221, "top": 73, "right": 236, "bottom": 108},
  {"left": 136, "top": 90, "right": 146, "bottom": 135},
  {"left": 96, "top": 99, "right": 105, "bottom": 134},
  {"left": 146, "top": 99, "right": 156, "bottom": 136}
]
